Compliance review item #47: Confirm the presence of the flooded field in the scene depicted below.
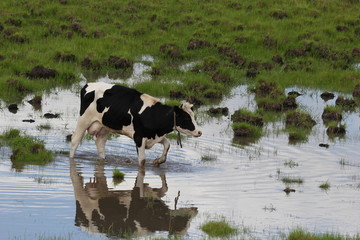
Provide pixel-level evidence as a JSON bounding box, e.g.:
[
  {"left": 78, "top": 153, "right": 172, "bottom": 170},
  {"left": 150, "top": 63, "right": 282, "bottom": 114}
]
[{"left": 1, "top": 79, "right": 360, "bottom": 239}]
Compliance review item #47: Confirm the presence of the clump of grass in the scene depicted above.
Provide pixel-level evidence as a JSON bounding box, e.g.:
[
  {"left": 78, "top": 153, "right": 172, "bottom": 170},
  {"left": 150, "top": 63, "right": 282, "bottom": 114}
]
[
  {"left": 0, "top": 129, "right": 54, "bottom": 167},
  {"left": 287, "top": 128, "right": 309, "bottom": 144},
  {"left": 200, "top": 219, "right": 237, "bottom": 238},
  {"left": 285, "top": 110, "right": 316, "bottom": 129},
  {"left": 231, "top": 108, "right": 264, "bottom": 126},
  {"left": 319, "top": 181, "right": 331, "bottom": 190},
  {"left": 282, "top": 176, "right": 304, "bottom": 185},
  {"left": 322, "top": 105, "right": 343, "bottom": 124},
  {"left": 113, "top": 168, "right": 125, "bottom": 185},
  {"left": 287, "top": 228, "right": 360, "bottom": 240},
  {"left": 232, "top": 122, "right": 262, "bottom": 138}
]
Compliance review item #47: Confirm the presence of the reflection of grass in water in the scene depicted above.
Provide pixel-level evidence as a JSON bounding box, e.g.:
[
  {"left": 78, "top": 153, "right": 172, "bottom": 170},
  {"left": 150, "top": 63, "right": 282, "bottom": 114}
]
[
  {"left": 282, "top": 176, "right": 304, "bottom": 185},
  {"left": 284, "top": 160, "right": 299, "bottom": 168},
  {"left": 37, "top": 123, "right": 52, "bottom": 130},
  {"left": 201, "top": 154, "right": 217, "bottom": 161}
]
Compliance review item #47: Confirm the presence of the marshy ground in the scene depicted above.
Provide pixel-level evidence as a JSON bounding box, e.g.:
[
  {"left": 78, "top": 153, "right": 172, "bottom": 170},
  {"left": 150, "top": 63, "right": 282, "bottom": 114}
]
[
  {"left": 1, "top": 0, "right": 360, "bottom": 239},
  {"left": 1, "top": 81, "right": 360, "bottom": 239}
]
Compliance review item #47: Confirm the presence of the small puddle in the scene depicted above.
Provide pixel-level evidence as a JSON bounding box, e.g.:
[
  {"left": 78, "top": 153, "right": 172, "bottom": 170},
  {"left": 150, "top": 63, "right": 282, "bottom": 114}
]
[{"left": 0, "top": 81, "right": 360, "bottom": 239}]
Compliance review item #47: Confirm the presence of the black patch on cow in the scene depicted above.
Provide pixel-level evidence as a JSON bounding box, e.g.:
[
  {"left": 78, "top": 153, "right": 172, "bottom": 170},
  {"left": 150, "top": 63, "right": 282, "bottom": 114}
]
[
  {"left": 174, "top": 106, "right": 195, "bottom": 131},
  {"left": 97, "top": 85, "right": 143, "bottom": 130},
  {"left": 80, "top": 84, "right": 95, "bottom": 116},
  {"left": 132, "top": 103, "right": 174, "bottom": 147}
]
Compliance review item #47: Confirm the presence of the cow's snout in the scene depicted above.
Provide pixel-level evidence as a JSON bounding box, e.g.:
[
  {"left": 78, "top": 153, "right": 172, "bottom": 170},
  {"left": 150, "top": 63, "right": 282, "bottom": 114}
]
[{"left": 195, "top": 130, "right": 202, "bottom": 137}]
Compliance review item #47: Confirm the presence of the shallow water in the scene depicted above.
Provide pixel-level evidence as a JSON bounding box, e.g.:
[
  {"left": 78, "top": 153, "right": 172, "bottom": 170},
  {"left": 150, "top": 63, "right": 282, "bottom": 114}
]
[{"left": 0, "top": 81, "right": 360, "bottom": 239}]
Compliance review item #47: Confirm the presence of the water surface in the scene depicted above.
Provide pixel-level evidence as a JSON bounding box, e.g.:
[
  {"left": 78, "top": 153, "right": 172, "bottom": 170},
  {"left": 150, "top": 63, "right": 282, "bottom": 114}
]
[{"left": 0, "top": 81, "right": 360, "bottom": 239}]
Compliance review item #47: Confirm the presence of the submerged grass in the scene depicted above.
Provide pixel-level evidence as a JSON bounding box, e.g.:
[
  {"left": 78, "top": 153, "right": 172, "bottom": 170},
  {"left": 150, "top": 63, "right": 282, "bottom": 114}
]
[{"left": 0, "top": 129, "right": 54, "bottom": 167}]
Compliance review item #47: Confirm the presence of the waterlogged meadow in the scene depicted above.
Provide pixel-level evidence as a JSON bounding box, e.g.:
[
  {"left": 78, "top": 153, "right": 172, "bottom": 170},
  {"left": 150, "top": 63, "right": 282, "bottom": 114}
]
[
  {"left": 1, "top": 0, "right": 360, "bottom": 239},
  {"left": 1, "top": 79, "right": 360, "bottom": 239}
]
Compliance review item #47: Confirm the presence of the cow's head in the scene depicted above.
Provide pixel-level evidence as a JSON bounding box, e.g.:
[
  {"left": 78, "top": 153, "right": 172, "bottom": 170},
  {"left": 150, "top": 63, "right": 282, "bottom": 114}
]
[{"left": 174, "top": 102, "right": 202, "bottom": 137}]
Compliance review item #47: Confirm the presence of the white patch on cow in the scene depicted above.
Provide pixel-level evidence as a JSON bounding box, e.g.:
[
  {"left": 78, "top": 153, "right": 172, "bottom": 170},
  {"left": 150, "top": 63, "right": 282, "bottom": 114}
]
[
  {"left": 86, "top": 82, "right": 114, "bottom": 99},
  {"left": 139, "top": 94, "right": 158, "bottom": 114}
]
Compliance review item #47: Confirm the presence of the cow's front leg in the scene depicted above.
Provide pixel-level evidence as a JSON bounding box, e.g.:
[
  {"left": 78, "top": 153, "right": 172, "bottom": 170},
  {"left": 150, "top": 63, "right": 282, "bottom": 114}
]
[
  {"left": 153, "top": 137, "right": 170, "bottom": 166},
  {"left": 136, "top": 138, "right": 147, "bottom": 166}
]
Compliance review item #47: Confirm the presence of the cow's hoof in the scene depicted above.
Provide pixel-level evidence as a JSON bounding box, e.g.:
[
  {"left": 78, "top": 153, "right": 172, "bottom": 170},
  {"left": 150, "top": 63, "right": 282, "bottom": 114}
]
[{"left": 152, "top": 158, "right": 165, "bottom": 166}]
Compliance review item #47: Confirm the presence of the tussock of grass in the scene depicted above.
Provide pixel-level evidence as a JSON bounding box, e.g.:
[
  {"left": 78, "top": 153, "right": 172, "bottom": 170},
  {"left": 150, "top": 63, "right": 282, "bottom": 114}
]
[
  {"left": 113, "top": 168, "right": 125, "bottom": 185},
  {"left": 287, "top": 228, "right": 360, "bottom": 240},
  {"left": 0, "top": 129, "right": 54, "bottom": 167},
  {"left": 319, "top": 181, "right": 331, "bottom": 190},
  {"left": 200, "top": 220, "right": 237, "bottom": 238},
  {"left": 232, "top": 122, "right": 262, "bottom": 138}
]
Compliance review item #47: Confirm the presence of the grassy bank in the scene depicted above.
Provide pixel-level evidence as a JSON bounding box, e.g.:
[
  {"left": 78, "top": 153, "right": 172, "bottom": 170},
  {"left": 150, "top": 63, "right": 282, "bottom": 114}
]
[
  {"left": 1, "top": 0, "right": 360, "bottom": 103},
  {"left": 0, "top": 129, "right": 54, "bottom": 169}
]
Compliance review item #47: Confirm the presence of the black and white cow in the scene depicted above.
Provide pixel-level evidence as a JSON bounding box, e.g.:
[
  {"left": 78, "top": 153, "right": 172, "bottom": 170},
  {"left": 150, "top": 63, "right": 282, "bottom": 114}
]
[{"left": 70, "top": 82, "right": 202, "bottom": 166}]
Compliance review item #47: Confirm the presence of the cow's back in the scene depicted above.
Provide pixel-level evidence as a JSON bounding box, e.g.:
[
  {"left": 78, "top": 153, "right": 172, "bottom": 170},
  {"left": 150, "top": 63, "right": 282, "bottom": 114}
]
[{"left": 80, "top": 82, "right": 143, "bottom": 131}]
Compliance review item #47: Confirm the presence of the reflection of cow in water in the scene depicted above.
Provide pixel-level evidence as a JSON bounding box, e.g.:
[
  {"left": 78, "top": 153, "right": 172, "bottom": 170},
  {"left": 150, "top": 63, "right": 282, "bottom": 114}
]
[{"left": 70, "top": 159, "right": 197, "bottom": 238}]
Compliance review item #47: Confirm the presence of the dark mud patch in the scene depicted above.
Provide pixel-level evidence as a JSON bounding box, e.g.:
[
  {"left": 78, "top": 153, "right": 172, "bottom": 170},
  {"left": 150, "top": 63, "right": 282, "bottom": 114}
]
[
  {"left": 335, "top": 96, "right": 356, "bottom": 109},
  {"left": 320, "top": 92, "right": 335, "bottom": 101},
  {"left": 7, "top": 79, "right": 30, "bottom": 93},
  {"left": 8, "top": 104, "right": 19, "bottom": 113},
  {"left": 160, "top": 43, "right": 182, "bottom": 58},
  {"left": 282, "top": 96, "right": 298, "bottom": 110},
  {"left": 352, "top": 84, "right": 360, "bottom": 97},
  {"left": 108, "top": 56, "right": 133, "bottom": 69},
  {"left": 44, "top": 113, "right": 60, "bottom": 119},
  {"left": 286, "top": 111, "right": 316, "bottom": 128},
  {"left": 322, "top": 108, "right": 342, "bottom": 122},
  {"left": 187, "top": 38, "right": 211, "bottom": 50},
  {"left": 54, "top": 52, "right": 76, "bottom": 62},
  {"left": 26, "top": 65, "right": 57, "bottom": 79},
  {"left": 27, "top": 96, "right": 42, "bottom": 110},
  {"left": 231, "top": 109, "right": 263, "bottom": 126},
  {"left": 208, "top": 107, "right": 229, "bottom": 116}
]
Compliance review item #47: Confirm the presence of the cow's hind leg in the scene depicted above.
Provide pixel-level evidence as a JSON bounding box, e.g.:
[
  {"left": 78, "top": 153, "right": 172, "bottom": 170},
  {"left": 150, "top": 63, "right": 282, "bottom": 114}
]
[
  {"left": 95, "top": 129, "right": 109, "bottom": 159},
  {"left": 153, "top": 138, "right": 170, "bottom": 166}
]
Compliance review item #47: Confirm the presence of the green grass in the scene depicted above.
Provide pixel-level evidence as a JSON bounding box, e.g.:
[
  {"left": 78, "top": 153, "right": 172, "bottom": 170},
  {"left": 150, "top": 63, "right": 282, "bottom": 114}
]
[
  {"left": 319, "top": 181, "right": 331, "bottom": 190},
  {"left": 232, "top": 122, "right": 262, "bottom": 138},
  {"left": 286, "top": 228, "right": 360, "bottom": 240},
  {"left": 1, "top": 0, "right": 360, "bottom": 103},
  {"left": 200, "top": 219, "right": 237, "bottom": 238},
  {"left": 0, "top": 129, "right": 54, "bottom": 168},
  {"left": 112, "top": 168, "right": 125, "bottom": 185}
]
